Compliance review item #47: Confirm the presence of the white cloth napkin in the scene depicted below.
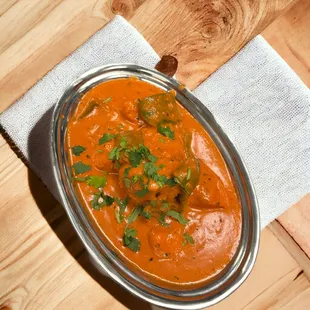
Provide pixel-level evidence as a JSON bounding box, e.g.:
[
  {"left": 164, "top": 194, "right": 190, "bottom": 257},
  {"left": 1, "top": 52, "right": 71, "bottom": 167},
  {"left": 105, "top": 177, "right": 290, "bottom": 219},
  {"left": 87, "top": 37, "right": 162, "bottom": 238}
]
[{"left": 1, "top": 16, "right": 309, "bottom": 229}]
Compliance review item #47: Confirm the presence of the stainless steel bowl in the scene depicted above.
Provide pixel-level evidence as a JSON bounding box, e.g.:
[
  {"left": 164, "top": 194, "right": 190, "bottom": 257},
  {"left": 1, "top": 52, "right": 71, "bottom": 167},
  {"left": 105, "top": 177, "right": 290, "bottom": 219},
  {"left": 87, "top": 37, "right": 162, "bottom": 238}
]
[{"left": 51, "top": 64, "right": 260, "bottom": 309}]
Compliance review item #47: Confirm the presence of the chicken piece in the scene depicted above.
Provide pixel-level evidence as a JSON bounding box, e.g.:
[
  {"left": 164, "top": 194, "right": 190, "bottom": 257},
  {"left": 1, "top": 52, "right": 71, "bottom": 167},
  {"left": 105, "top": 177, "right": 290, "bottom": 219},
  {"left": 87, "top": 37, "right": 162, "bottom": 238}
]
[
  {"left": 123, "top": 100, "right": 140, "bottom": 124},
  {"left": 92, "top": 140, "right": 115, "bottom": 172},
  {"left": 147, "top": 226, "right": 183, "bottom": 259}
]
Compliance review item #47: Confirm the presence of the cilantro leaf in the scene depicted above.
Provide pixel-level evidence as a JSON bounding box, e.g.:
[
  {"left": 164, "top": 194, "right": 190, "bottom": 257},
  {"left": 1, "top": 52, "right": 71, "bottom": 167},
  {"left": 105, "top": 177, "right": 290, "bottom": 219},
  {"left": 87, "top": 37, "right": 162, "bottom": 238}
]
[
  {"left": 123, "top": 227, "right": 140, "bottom": 252},
  {"left": 142, "top": 210, "right": 152, "bottom": 219},
  {"left": 183, "top": 233, "right": 195, "bottom": 245},
  {"left": 124, "top": 167, "right": 131, "bottom": 177},
  {"left": 153, "top": 174, "right": 168, "bottom": 187},
  {"left": 90, "top": 192, "right": 114, "bottom": 210},
  {"left": 99, "top": 133, "right": 116, "bottom": 145},
  {"left": 186, "top": 168, "right": 191, "bottom": 181},
  {"left": 127, "top": 206, "right": 143, "bottom": 225},
  {"left": 150, "top": 200, "right": 157, "bottom": 207},
  {"left": 147, "top": 154, "right": 158, "bottom": 163},
  {"left": 102, "top": 195, "right": 114, "bottom": 206},
  {"left": 158, "top": 212, "right": 169, "bottom": 227},
  {"left": 166, "top": 178, "right": 177, "bottom": 187},
  {"left": 127, "top": 236, "right": 140, "bottom": 252},
  {"left": 115, "top": 196, "right": 129, "bottom": 223},
  {"left": 144, "top": 162, "right": 160, "bottom": 178},
  {"left": 103, "top": 97, "right": 112, "bottom": 103},
  {"left": 72, "top": 161, "right": 91, "bottom": 175},
  {"left": 128, "top": 150, "right": 142, "bottom": 167},
  {"left": 166, "top": 210, "right": 189, "bottom": 225},
  {"left": 72, "top": 176, "right": 88, "bottom": 182},
  {"left": 125, "top": 227, "right": 137, "bottom": 238},
  {"left": 123, "top": 178, "right": 132, "bottom": 188},
  {"left": 138, "top": 144, "right": 158, "bottom": 162},
  {"left": 134, "top": 187, "right": 149, "bottom": 197},
  {"left": 174, "top": 177, "right": 190, "bottom": 194},
  {"left": 86, "top": 175, "right": 107, "bottom": 189},
  {"left": 161, "top": 201, "right": 169, "bottom": 209},
  {"left": 157, "top": 124, "right": 175, "bottom": 139},
  {"left": 119, "top": 136, "right": 128, "bottom": 148},
  {"left": 108, "top": 147, "right": 121, "bottom": 161},
  {"left": 71, "top": 145, "right": 86, "bottom": 156}
]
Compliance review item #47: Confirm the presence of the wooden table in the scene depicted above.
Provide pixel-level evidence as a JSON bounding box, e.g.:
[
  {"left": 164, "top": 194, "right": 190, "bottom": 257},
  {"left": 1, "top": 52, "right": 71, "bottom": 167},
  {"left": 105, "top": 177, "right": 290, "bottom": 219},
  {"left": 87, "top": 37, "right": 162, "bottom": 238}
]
[{"left": 1, "top": 0, "right": 310, "bottom": 309}]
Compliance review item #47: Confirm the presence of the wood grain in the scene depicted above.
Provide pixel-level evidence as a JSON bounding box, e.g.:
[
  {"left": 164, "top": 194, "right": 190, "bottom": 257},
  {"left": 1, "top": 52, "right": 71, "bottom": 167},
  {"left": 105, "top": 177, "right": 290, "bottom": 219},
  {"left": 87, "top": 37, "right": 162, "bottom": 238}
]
[
  {"left": 1, "top": 0, "right": 310, "bottom": 309},
  {"left": 129, "top": 0, "right": 297, "bottom": 89},
  {"left": 263, "top": 0, "right": 310, "bottom": 87},
  {"left": 0, "top": 143, "right": 306, "bottom": 309},
  {"left": 262, "top": 1, "right": 310, "bottom": 264}
]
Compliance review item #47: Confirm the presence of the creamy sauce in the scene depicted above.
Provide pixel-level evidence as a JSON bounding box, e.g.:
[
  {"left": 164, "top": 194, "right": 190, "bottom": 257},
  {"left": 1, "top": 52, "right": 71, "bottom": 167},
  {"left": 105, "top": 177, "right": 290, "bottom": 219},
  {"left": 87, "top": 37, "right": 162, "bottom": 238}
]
[{"left": 67, "top": 78, "right": 241, "bottom": 287}]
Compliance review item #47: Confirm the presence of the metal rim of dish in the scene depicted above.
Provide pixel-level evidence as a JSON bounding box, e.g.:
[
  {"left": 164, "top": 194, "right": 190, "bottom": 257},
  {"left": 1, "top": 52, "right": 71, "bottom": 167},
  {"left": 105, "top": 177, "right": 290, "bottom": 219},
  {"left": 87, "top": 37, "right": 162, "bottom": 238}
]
[{"left": 51, "top": 64, "right": 260, "bottom": 309}]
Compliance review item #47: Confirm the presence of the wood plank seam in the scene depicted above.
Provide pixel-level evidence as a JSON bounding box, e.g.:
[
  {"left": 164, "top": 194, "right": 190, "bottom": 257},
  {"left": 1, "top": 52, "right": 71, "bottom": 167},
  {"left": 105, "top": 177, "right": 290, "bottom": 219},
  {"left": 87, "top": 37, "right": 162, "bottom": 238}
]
[{"left": 269, "top": 220, "right": 310, "bottom": 280}]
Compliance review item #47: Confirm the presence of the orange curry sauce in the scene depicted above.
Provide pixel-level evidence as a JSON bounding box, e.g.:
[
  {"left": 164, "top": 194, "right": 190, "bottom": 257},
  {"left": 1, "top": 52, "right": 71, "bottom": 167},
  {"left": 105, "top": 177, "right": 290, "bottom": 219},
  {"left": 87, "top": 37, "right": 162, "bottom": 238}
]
[{"left": 67, "top": 78, "right": 241, "bottom": 286}]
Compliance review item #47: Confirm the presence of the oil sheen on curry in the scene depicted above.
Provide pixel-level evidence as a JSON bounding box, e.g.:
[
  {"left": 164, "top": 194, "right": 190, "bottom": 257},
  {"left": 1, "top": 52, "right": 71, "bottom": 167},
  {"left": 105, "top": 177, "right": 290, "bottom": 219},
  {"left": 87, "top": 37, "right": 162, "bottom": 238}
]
[{"left": 67, "top": 78, "right": 241, "bottom": 286}]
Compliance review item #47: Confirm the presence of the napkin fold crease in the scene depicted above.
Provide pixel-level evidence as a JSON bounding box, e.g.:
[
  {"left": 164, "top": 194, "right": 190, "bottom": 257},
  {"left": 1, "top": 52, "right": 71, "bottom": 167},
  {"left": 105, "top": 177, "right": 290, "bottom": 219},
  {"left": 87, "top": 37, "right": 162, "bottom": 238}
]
[{"left": 1, "top": 16, "right": 309, "bottom": 229}]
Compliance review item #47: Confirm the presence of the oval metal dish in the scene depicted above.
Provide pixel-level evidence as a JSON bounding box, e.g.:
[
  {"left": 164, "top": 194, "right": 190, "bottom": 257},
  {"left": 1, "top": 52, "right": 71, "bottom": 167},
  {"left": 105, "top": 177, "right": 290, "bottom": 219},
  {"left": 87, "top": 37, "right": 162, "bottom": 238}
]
[{"left": 51, "top": 64, "right": 260, "bottom": 309}]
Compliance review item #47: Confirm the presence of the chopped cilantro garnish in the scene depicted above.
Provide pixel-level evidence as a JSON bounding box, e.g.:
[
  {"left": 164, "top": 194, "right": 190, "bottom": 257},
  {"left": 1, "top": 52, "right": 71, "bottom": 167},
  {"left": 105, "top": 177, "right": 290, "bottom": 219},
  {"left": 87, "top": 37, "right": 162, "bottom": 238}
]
[
  {"left": 72, "top": 176, "right": 88, "bottom": 182},
  {"left": 90, "top": 192, "right": 114, "bottom": 210},
  {"left": 153, "top": 174, "right": 168, "bottom": 187},
  {"left": 104, "top": 97, "right": 112, "bottom": 103},
  {"left": 115, "top": 196, "right": 129, "bottom": 223},
  {"left": 132, "top": 175, "right": 140, "bottom": 184},
  {"left": 166, "top": 210, "right": 189, "bottom": 225},
  {"left": 126, "top": 235, "right": 140, "bottom": 252},
  {"left": 124, "top": 167, "right": 131, "bottom": 177},
  {"left": 72, "top": 161, "right": 91, "bottom": 175},
  {"left": 73, "top": 175, "right": 106, "bottom": 189},
  {"left": 123, "top": 178, "right": 131, "bottom": 188},
  {"left": 123, "top": 227, "right": 140, "bottom": 252},
  {"left": 128, "top": 150, "right": 142, "bottom": 167},
  {"left": 183, "top": 233, "right": 195, "bottom": 246},
  {"left": 166, "top": 178, "right": 177, "bottom": 187},
  {"left": 161, "top": 201, "right": 169, "bottom": 209},
  {"left": 158, "top": 212, "right": 169, "bottom": 227},
  {"left": 108, "top": 147, "right": 121, "bottom": 161},
  {"left": 71, "top": 145, "right": 86, "bottom": 156},
  {"left": 99, "top": 133, "right": 116, "bottom": 145},
  {"left": 124, "top": 227, "right": 137, "bottom": 238},
  {"left": 138, "top": 144, "right": 158, "bottom": 162},
  {"left": 186, "top": 168, "right": 191, "bottom": 181},
  {"left": 127, "top": 206, "right": 143, "bottom": 224},
  {"left": 143, "top": 163, "right": 169, "bottom": 187},
  {"left": 157, "top": 124, "right": 175, "bottom": 139},
  {"left": 174, "top": 177, "right": 189, "bottom": 194},
  {"left": 86, "top": 175, "right": 107, "bottom": 189},
  {"left": 142, "top": 210, "right": 152, "bottom": 219},
  {"left": 144, "top": 162, "right": 160, "bottom": 178},
  {"left": 147, "top": 154, "right": 158, "bottom": 163},
  {"left": 150, "top": 200, "right": 157, "bottom": 207},
  {"left": 119, "top": 136, "right": 128, "bottom": 148},
  {"left": 134, "top": 187, "right": 149, "bottom": 197}
]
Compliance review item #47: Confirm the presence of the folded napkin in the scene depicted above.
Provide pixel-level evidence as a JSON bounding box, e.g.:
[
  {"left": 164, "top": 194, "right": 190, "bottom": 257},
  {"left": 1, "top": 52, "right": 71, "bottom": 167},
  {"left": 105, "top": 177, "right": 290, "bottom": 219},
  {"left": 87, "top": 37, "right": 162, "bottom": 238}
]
[{"left": 1, "top": 16, "right": 309, "bottom": 228}]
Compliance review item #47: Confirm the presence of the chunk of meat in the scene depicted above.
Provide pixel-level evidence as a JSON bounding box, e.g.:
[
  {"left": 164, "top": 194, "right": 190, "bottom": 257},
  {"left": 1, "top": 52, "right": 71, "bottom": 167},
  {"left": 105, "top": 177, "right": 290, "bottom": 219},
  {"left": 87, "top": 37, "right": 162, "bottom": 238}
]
[
  {"left": 92, "top": 140, "right": 115, "bottom": 172},
  {"left": 188, "top": 162, "right": 229, "bottom": 209},
  {"left": 147, "top": 226, "right": 183, "bottom": 259},
  {"left": 123, "top": 100, "right": 140, "bottom": 124}
]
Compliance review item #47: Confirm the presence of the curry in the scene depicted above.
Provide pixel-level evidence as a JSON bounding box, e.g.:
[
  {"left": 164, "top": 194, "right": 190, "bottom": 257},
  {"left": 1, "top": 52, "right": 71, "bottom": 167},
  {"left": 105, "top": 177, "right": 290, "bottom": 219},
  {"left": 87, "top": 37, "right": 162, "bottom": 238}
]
[{"left": 67, "top": 78, "right": 241, "bottom": 286}]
